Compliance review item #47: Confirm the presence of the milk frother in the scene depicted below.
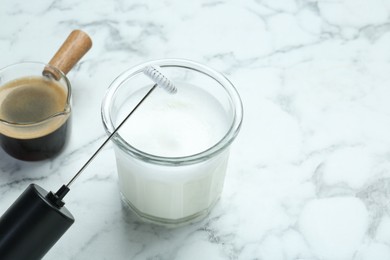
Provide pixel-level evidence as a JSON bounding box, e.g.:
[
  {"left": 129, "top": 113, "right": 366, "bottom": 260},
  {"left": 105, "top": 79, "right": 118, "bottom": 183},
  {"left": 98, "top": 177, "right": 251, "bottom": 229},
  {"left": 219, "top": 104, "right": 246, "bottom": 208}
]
[{"left": 0, "top": 29, "right": 177, "bottom": 260}]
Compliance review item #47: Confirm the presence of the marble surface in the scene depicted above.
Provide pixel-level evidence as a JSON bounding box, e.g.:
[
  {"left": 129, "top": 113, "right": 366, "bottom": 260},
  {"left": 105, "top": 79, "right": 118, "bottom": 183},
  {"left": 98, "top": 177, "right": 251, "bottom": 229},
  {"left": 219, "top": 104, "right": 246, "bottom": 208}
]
[{"left": 1, "top": 0, "right": 390, "bottom": 259}]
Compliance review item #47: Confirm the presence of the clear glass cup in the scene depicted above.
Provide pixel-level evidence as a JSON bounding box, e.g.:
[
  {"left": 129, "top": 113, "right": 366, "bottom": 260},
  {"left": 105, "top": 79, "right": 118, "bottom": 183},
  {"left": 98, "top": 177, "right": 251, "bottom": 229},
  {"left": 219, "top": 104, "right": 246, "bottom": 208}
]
[
  {"left": 0, "top": 62, "right": 71, "bottom": 161},
  {"left": 101, "top": 59, "right": 243, "bottom": 226}
]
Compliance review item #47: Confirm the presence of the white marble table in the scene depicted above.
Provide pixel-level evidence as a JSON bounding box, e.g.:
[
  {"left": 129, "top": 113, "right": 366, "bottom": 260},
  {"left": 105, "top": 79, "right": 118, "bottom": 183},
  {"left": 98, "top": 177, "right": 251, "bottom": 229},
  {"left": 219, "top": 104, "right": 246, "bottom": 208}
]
[{"left": 1, "top": 0, "right": 390, "bottom": 259}]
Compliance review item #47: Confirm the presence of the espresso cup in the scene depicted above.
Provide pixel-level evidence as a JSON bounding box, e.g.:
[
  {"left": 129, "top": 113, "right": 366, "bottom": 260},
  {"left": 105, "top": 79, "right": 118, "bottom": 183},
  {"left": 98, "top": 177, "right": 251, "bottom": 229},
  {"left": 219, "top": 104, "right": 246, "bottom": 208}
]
[{"left": 0, "top": 62, "right": 71, "bottom": 161}]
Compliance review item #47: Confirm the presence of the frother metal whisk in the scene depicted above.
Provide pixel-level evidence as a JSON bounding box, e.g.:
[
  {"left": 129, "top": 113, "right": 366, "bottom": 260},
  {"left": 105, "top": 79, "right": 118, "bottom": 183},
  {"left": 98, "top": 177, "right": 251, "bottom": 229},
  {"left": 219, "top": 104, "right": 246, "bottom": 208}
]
[
  {"left": 52, "top": 65, "right": 177, "bottom": 206},
  {"left": 0, "top": 65, "right": 177, "bottom": 260}
]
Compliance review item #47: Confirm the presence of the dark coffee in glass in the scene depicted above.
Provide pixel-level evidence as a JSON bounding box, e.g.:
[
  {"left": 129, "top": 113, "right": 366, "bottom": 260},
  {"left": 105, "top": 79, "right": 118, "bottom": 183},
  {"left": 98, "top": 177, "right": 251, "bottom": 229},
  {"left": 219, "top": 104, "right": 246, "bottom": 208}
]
[{"left": 0, "top": 72, "right": 71, "bottom": 161}]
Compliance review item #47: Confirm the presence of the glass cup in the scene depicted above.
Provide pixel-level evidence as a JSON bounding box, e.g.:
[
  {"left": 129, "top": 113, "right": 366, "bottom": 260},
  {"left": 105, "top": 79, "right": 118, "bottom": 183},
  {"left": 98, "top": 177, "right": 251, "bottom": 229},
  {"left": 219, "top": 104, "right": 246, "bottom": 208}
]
[
  {"left": 0, "top": 62, "right": 71, "bottom": 161},
  {"left": 101, "top": 59, "right": 243, "bottom": 226}
]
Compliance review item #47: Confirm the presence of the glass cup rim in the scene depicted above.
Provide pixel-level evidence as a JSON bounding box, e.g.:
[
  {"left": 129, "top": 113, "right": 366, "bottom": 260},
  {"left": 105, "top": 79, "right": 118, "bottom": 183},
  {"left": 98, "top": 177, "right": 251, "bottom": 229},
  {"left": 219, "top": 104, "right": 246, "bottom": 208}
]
[
  {"left": 101, "top": 58, "right": 243, "bottom": 166},
  {"left": 0, "top": 61, "right": 72, "bottom": 126}
]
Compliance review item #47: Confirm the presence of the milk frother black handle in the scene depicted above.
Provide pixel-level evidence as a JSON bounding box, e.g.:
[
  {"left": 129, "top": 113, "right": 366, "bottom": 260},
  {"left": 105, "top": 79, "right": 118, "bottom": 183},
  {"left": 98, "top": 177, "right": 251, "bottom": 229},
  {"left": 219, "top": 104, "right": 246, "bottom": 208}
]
[{"left": 0, "top": 184, "right": 74, "bottom": 260}]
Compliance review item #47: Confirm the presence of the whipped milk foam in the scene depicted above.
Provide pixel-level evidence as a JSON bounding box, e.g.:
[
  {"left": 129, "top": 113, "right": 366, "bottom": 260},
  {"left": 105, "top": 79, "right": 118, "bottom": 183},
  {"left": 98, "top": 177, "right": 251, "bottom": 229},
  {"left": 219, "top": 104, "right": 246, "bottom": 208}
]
[
  {"left": 114, "top": 83, "right": 231, "bottom": 221},
  {"left": 118, "top": 83, "right": 228, "bottom": 157}
]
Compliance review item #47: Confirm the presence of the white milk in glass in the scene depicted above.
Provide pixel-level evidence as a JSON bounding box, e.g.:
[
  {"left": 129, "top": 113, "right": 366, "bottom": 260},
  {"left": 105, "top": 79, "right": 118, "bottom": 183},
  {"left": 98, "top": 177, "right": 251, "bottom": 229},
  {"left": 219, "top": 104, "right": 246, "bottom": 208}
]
[{"left": 114, "top": 83, "right": 230, "bottom": 221}]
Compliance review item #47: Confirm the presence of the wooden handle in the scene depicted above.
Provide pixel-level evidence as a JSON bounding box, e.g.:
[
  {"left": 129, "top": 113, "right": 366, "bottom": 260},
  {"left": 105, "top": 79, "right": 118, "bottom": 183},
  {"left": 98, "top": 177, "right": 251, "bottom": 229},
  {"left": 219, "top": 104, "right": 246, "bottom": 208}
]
[{"left": 43, "top": 30, "right": 92, "bottom": 80}]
